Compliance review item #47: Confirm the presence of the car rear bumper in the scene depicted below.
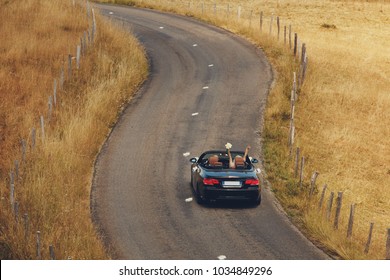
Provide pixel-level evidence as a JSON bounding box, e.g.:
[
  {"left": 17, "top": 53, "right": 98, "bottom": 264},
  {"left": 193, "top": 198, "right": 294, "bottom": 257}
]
[{"left": 204, "top": 186, "right": 260, "bottom": 201}]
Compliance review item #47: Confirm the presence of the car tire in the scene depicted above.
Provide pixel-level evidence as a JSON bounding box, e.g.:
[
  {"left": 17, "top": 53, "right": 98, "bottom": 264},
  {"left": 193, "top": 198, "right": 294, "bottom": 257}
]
[
  {"left": 255, "top": 194, "right": 261, "bottom": 206},
  {"left": 195, "top": 185, "right": 205, "bottom": 205}
]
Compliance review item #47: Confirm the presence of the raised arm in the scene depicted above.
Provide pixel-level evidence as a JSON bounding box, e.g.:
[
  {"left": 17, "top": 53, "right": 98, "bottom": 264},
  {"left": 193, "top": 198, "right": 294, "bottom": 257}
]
[
  {"left": 227, "top": 148, "right": 234, "bottom": 168},
  {"left": 243, "top": 145, "right": 251, "bottom": 160}
]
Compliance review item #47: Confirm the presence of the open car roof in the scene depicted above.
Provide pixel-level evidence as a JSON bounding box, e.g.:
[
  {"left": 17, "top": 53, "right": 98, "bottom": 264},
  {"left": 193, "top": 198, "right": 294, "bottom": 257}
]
[{"left": 198, "top": 150, "right": 252, "bottom": 170}]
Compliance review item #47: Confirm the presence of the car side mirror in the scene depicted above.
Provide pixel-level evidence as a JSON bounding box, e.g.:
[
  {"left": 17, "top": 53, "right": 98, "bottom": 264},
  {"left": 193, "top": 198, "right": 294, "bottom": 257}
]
[
  {"left": 189, "top": 157, "right": 198, "bottom": 163},
  {"left": 251, "top": 158, "right": 259, "bottom": 164}
]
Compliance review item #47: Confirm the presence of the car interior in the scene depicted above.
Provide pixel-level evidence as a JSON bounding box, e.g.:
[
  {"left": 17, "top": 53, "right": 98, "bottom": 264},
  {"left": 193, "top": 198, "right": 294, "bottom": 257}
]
[{"left": 200, "top": 152, "right": 250, "bottom": 170}]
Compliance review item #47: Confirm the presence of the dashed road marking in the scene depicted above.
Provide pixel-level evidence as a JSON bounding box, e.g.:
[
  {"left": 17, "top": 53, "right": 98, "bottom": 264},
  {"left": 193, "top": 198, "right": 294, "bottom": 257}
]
[
  {"left": 159, "top": 26, "right": 164, "bottom": 29},
  {"left": 185, "top": 197, "right": 193, "bottom": 202},
  {"left": 193, "top": 43, "right": 198, "bottom": 47},
  {"left": 217, "top": 255, "right": 227, "bottom": 260},
  {"left": 192, "top": 112, "right": 199, "bottom": 116},
  {"left": 202, "top": 86, "right": 209, "bottom": 89},
  {"left": 183, "top": 152, "right": 191, "bottom": 157},
  {"left": 208, "top": 64, "right": 214, "bottom": 67},
  {"left": 109, "top": 12, "right": 114, "bottom": 15}
]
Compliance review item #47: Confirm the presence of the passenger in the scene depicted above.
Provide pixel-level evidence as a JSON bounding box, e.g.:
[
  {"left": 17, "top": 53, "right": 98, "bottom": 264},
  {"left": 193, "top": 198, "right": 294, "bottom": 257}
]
[
  {"left": 208, "top": 155, "right": 222, "bottom": 167},
  {"left": 227, "top": 145, "right": 250, "bottom": 169}
]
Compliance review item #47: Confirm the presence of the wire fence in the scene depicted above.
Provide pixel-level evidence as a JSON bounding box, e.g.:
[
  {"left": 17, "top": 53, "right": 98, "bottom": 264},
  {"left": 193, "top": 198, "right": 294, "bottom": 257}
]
[{"left": 2, "top": 0, "right": 97, "bottom": 260}]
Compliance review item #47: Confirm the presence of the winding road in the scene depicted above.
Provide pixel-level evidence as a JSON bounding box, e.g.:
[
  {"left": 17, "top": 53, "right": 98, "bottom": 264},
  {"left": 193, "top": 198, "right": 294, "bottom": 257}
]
[{"left": 92, "top": 4, "right": 328, "bottom": 260}]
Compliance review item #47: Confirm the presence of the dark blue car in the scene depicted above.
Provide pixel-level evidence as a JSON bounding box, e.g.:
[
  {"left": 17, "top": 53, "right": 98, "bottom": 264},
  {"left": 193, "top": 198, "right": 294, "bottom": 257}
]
[{"left": 189, "top": 150, "right": 261, "bottom": 205}]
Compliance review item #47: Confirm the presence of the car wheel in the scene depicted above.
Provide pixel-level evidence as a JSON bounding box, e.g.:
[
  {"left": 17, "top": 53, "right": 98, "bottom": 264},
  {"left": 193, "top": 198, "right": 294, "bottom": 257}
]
[
  {"left": 195, "top": 185, "right": 205, "bottom": 205},
  {"left": 255, "top": 194, "right": 261, "bottom": 206}
]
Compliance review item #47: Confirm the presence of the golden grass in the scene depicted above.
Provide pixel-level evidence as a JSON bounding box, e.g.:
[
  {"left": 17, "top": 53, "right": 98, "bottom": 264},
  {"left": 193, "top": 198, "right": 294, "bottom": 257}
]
[
  {"left": 95, "top": 0, "right": 390, "bottom": 259},
  {"left": 0, "top": 0, "right": 147, "bottom": 259}
]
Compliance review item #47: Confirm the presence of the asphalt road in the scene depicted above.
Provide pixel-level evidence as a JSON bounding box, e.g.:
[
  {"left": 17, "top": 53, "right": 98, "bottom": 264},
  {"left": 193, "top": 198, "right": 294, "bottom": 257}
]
[{"left": 92, "top": 4, "right": 329, "bottom": 260}]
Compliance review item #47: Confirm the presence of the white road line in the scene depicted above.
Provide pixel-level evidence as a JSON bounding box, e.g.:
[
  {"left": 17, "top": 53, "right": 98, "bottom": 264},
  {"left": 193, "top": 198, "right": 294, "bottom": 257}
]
[
  {"left": 185, "top": 197, "right": 193, "bottom": 202},
  {"left": 217, "top": 255, "right": 227, "bottom": 260},
  {"left": 208, "top": 64, "right": 214, "bottom": 67},
  {"left": 192, "top": 112, "right": 199, "bottom": 116},
  {"left": 183, "top": 152, "right": 191, "bottom": 157},
  {"left": 202, "top": 86, "right": 209, "bottom": 89},
  {"left": 193, "top": 43, "right": 198, "bottom": 47},
  {"left": 159, "top": 26, "right": 164, "bottom": 29},
  {"left": 109, "top": 12, "right": 114, "bottom": 15}
]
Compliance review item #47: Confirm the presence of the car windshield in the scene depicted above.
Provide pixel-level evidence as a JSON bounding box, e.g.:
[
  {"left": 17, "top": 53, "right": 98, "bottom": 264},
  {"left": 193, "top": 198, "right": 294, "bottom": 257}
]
[{"left": 199, "top": 151, "right": 251, "bottom": 170}]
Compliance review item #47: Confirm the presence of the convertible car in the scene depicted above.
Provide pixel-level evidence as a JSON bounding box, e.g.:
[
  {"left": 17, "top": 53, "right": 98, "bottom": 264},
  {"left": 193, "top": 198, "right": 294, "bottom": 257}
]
[{"left": 189, "top": 150, "right": 261, "bottom": 205}]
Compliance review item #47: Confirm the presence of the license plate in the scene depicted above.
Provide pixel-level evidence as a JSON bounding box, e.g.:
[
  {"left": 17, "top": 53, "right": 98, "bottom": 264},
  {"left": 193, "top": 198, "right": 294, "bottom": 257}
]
[{"left": 222, "top": 181, "right": 242, "bottom": 188}]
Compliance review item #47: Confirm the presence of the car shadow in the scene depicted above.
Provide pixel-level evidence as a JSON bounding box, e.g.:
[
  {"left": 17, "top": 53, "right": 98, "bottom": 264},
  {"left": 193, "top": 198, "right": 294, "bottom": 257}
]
[{"left": 203, "top": 200, "right": 259, "bottom": 209}]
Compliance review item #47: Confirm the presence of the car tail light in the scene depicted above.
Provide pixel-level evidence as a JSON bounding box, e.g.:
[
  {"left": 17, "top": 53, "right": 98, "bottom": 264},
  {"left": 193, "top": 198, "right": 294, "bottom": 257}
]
[
  {"left": 245, "top": 179, "right": 259, "bottom": 185},
  {"left": 203, "top": 178, "right": 219, "bottom": 185}
]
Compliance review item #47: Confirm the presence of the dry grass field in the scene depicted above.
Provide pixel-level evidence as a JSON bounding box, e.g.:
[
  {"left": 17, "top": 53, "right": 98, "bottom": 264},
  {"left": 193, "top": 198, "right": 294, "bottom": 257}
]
[
  {"left": 97, "top": 0, "right": 390, "bottom": 259},
  {"left": 0, "top": 0, "right": 147, "bottom": 259}
]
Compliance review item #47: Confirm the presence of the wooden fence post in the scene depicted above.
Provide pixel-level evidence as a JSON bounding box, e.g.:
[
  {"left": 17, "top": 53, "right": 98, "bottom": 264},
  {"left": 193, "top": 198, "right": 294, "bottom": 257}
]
[
  {"left": 318, "top": 184, "right": 327, "bottom": 211},
  {"left": 260, "top": 11, "right": 263, "bottom": 32},
  {"left": 87, "top": 30, "right": 91, "bottom": 45},
  {"left": 91, "top": 8, "right": 96, "bottom": 42},
  {"left": 14, "top": 201, "right": 19, "bottom": 222},
  {"left": 49, "top": 245, "right": 55, "bottom": 260},
  {"left": 31, "top": 128, "right": 36, "bottom": 149},
  {"left": 326, "top": 192, "right": 334, "bottom": 220},
  {"left": 288, "top": 90, "right": 295, "bottom": 152},
  {"left": 237, "top": 5, "right": 241, "bottom": 21},
  {"left": 23, "top": 213, "right": 29, "bottom": 241},
  {"left": 284, "top": 26, "right": 287, "bottom": 45},
  {"left": 277, "top": 16, "right": 280, "bottom": 40},
  {"left": 299, "top": 156, "right": 305, "bottom": 188},
  {"left": 347, "top": 204, "right": 355, "bottom": 239},
  {"left": 83, "top": 31, "right": 87, "bottom": 54},
  {"left": 53, "top": 79, "right": 57, "bottom": 106},
  {"left": 48, "top": 96, "right": 53, "bottom": 121},
  {"left": 364, "top": 222, "right": 374, "bottom": 254},
  {"left": 14, "top": 160, "right": 19, "bottom": 180},
  {"left": 9, "top": 171, "right": 15, "bottom": 209},
  {"left": 293, "top": 72, "right": 297, "bottom": 100},
  {"left": 76, "top": 45, "right": 81, "bottom": 69},
  {"left": 290, "top": 89, "right": 295, "bottom": 117},
  {"left": 288, "top": 25, "right": 292, "bottom": 49},
  {"left": 290, "top": 125, "right": 295, "bottom": 152},
  {"left": 36, "top": 231, "right": 41, "bottom": 259},
  {"left": 294, "top": 33, "right": 298, "bottom": 56},
  {"left": 309, "top": 171, "right": 319, "bottom": 198},
  {"left": 386, "top": 228, "right": 390, "bottom": 260},
  {"left": 68, "top": 54, "right": 72, "bottom": 79},
  {"left": 40, "top": 116, "right": 45, "bottom": 143},
  {"left": 294, "top": 147, "right": 300, "bottom": 178},
  {"left": 249, "top": 10, "right": 253, "bottom": 27},
  {"left": 269, "top": 15, "right": 273, "bottom": 35},
  {"left": 334, "top": 192, "right": 343, "bottom": 229},
  {"left": 301, "top": 43, "right": 307, "bottom": 64},
  {"left": 301, "top": 55, "right": 308, "bottom": 86}
]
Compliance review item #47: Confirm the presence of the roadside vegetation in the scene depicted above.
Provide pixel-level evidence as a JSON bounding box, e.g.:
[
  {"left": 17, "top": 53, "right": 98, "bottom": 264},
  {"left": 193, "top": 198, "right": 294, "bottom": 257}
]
[
  {"left": 0, "top": 0, "right": 147, "bottom": 259},
  {"left": 96, "top": 0, "right": 389, "bottom": 259}
]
